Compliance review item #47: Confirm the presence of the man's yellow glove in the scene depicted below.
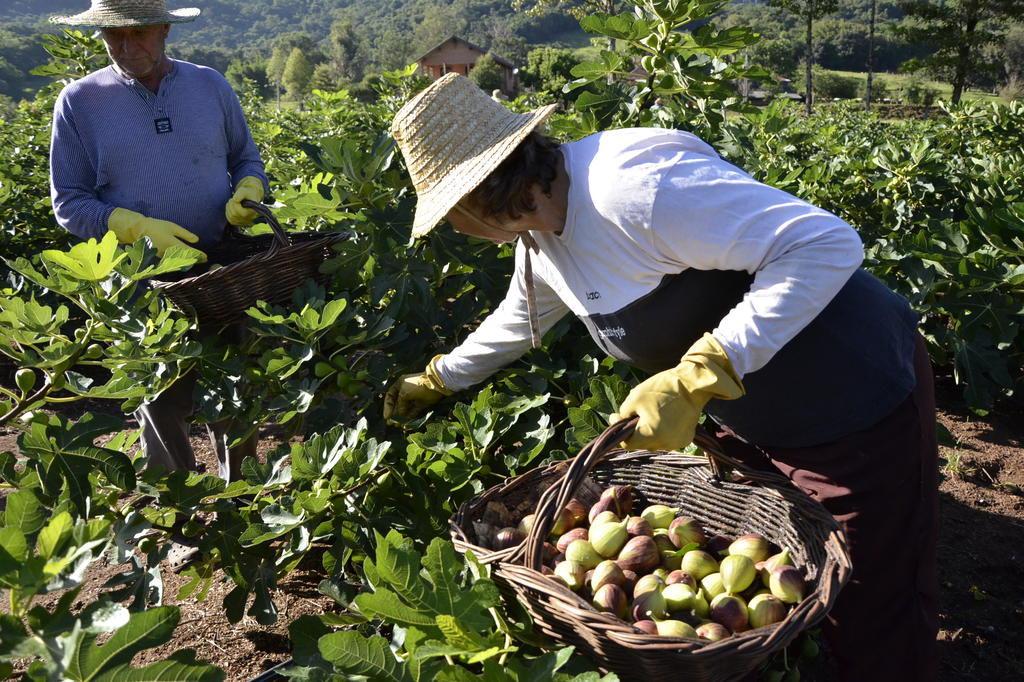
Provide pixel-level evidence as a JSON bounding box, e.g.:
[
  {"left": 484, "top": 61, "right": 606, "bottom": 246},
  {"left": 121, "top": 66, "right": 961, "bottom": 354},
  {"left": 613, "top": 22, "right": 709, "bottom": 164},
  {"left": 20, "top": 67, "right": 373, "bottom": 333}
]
[
  {"left": 225, "top": 176, "right": 265, "bottom": 226},
  {"left": 383, "top": 355, "right": 454, "bottom": 422},
  {"left": 610, "top": 333, "right": 745, "bottom": 451},
  {"left": 108, "top": 208, "right": 206, "bottom": 261}
]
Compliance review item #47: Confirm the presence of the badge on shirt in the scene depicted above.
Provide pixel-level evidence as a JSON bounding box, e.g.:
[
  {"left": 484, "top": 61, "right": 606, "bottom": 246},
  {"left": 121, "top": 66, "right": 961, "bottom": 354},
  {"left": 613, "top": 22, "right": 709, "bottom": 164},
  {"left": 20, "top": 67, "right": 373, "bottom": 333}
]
[{"left": 154, "top": 117, "right": 173, "bottom": 134}]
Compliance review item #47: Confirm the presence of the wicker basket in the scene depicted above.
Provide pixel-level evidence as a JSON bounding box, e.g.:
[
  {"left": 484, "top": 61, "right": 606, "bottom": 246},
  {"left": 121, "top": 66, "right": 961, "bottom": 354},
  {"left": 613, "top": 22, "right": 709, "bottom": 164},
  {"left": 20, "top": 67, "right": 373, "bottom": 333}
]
[
  {"left": 151, "top": 201, "right": 347, "bottom": 326},
  {"left": 451, "top": 419, "right": 851, "bottom": 682}
]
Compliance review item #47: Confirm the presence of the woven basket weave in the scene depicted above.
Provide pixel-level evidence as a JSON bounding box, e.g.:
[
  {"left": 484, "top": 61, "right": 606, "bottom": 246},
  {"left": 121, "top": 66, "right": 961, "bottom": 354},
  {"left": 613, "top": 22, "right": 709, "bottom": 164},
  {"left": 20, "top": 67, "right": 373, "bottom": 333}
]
[
  {"left": 151, "top": 201, "right": 347, "bottom": 326},
  {"left": 451, "top": 419, "right": 851, "bottom": 682}
]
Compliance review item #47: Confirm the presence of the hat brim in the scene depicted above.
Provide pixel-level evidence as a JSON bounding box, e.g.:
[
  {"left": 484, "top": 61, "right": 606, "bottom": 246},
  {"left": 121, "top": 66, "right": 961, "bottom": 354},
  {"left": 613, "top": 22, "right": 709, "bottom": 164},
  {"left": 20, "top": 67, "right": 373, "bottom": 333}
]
[
  {"left": 410, "top": 102, "right": 559, "bottom": 239},
  {"left": 50, "top": 8, "right": 200, "bottom": 28}
]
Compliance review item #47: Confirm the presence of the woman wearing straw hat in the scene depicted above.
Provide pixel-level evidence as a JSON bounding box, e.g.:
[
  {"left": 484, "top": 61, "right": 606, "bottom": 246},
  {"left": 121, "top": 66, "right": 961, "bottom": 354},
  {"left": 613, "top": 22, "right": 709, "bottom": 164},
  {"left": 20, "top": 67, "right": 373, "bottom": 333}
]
[
  {"left": 385, "top": 73, "right": 937, "bottom": 680},
  {"left": 48, "top": 1, "right": 269, "bottom": 486}
]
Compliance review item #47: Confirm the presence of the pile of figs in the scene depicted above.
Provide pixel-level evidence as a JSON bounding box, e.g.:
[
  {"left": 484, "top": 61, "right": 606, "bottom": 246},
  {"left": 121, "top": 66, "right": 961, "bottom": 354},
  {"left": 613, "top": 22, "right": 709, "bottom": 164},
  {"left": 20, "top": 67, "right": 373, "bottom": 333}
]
[{"left": 491, "top": 484, "right": 806, "bottom": 640}]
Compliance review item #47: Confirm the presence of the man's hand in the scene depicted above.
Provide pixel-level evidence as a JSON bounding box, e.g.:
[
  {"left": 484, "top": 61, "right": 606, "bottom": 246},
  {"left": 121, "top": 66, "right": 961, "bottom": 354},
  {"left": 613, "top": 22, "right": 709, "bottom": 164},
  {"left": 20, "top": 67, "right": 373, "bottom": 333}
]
[
  {"left": 610, "top": 333, "right": 745, "bottom": 451},
  {"left": 108, "top": 208, "right": 206, "bottom": 261},
  {"left": 383, "top": 355, "right": 454, "bottom": 423},
  {"left": 225, "top": 176, "right": 265, "bottom": 226}
]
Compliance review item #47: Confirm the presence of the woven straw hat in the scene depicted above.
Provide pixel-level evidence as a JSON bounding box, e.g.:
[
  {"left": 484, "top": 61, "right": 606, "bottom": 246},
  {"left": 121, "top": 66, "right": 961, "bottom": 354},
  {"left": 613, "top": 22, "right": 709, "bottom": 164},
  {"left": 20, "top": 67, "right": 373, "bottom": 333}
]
[
  {"left": 50, "top": 1, "right": 200, "bottom": 28},
  {"left": 391, "top": 73, "right": 558, "bottom": 238}
]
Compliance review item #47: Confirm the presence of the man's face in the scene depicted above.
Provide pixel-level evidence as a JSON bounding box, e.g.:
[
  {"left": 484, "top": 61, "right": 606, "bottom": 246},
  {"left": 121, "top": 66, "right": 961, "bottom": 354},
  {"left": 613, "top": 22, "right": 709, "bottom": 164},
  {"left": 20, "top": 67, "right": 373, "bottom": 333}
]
[
  {"left": 446, "top": 200, "right": 520, "bottom": 244},
  {"left": 100, "top": 24, "right": 170, "bottom": 79}
]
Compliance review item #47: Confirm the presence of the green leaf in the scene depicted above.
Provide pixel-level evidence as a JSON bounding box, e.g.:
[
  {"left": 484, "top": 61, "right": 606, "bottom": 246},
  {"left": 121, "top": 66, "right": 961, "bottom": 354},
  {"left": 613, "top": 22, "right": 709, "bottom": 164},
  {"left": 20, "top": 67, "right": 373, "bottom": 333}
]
[
  {"left": 41, "top": 232, "right": 127, "bottom": 282},
  {"left": 68, "top": 606, "right": 182, "bottom": 681},
  {"left": 92, "top": 650, "right": 223, "bottom": 682},
  {"left": 318, "top": 631, "right": 410, "bottom": 682},
  {"left": 3, "top": 490, "right": 47, "bottom": 535},
  {"left": 36, "top": 511, "right": 73, "bottom": 560}
]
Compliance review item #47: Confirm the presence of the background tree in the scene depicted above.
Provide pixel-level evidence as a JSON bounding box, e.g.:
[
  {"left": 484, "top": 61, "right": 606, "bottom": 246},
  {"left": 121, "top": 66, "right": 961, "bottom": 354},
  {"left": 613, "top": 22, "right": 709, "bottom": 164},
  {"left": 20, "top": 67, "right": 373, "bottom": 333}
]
[
  {"left": 769, "top": 0, "right": 840, "bottom": 114},
  {"left": 468, "top": 53, "right": 505, "bottom": 94},
  {"left": 513, "top": 0, "right": 624, "bottom": 51},
  {"left": 311, "top": 62, "right": 340, "bottom": 91},
  {"left": 282, "top": 47, "right": 314, "bottom": 103},
  {"left": 327, "top": 17, "right": 366, "bottom": 84},
  {"left": 267, "top": 44, "right": 289, "bottom": 108},
  {"left": 896, "top": 0, "right": 1023, "bottom": 103},
  {"left": 520, "top": 46, "right": 580, "bottom": 100},
  {"left": 226, "top": 57, "right": 270, "bottom": 97},
  {"left": 865, "top": 0, "right": 878, "bottom": 108}
]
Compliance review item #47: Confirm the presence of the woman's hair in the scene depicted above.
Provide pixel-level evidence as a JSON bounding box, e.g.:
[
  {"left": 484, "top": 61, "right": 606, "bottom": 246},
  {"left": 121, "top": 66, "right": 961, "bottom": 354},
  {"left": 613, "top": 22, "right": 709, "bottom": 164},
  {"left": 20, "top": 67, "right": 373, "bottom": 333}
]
[{"left": 467, "top": 132, "right": 561, "bottom": 220}]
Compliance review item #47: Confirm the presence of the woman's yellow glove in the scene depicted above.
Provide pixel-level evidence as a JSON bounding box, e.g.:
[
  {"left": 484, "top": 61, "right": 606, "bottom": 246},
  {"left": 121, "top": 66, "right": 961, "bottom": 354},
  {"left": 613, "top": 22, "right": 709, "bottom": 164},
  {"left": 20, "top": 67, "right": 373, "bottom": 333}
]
[
  {"left": 383, "top": 355, "right": 454, "bottom": 423},
  {"left": 610, "top": 333, "right": 745, "bottom": 451},
  {"left": 225, "top": 176, "right": 265, "bottom": 226},
  {"left": 107, "top": 208, "right": 206, "bottom": 261}
]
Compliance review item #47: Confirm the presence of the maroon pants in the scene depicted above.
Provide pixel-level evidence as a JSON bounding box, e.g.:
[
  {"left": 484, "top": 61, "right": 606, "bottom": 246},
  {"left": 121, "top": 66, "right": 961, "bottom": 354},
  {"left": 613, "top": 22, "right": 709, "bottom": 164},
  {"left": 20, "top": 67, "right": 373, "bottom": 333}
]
[{"left": 714, "top": 335, "right": 939, "bottom": 681}]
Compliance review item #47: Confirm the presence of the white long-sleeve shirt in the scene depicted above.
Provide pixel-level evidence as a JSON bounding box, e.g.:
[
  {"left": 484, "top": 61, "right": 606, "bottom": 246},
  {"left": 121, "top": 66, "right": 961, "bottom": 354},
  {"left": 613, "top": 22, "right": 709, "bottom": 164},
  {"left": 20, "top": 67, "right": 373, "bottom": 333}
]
[{"left": 436, "top": 128, "right": 864, "bottom": 392}]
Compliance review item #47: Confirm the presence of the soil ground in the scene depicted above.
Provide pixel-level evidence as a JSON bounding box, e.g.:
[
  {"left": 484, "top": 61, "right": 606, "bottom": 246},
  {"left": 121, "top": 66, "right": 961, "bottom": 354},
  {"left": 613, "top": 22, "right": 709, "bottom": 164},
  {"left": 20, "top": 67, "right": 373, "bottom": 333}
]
[{"left": 1, "top": 381, "right": 1022, "bottom": 681}]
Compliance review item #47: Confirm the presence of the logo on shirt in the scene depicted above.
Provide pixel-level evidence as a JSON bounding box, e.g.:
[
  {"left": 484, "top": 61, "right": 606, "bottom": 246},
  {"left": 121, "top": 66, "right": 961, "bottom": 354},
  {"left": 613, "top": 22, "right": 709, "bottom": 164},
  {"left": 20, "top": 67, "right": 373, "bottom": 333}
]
[
  {"left": 598, "top": 326, "right": 626, "bottom": 340},
  {"left": 154, "top": 117, "right": 173, "bottom": 134},
  {"left": 586, "top": 291, "right": 602, "bottom": 301}
]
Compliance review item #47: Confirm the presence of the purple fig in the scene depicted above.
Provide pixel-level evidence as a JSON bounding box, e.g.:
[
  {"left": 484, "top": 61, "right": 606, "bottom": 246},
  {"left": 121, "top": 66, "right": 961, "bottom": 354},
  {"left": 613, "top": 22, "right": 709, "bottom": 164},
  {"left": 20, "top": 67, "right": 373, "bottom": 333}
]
[
  {"left": 556, "top": 527, "right": 589, "bottom": 554},
  {"left": 748, "top": 593, "right": 788, "bottom": 629},
  {"left": 592, "top": 583, "right": 629, "bottom": 619},
  {"left": 554, "top": 561, "right": 586, "bottom": 591},
  {"left": 590, "top": 560, "right": 626, "bottom": 593},
  {"left": 666, "top": 570, "right": 696, "bottom": 587},
  {"left": 542, "top": 542, "right": 558, "bottom": 563},
  {"left": 626, "top": 516, "right": 653, "bottom": 538},
  {"left": 706, "top": 534, "right": 733, "bottom": 556},
  {"left": 600, "top": 484, "right": 636, "bottom": 516},
  {"left": 631, "top": 589, "right": 668, "bottom": 621},
  {"left": 621, "top": 569, "right": 638, "bottom": 595},
  {"left": 633, "top": 573, "right": 664, "bottom": 598},
  {"left": 668, "top": 517, "right": 707, "bottom": 549},
  {"left": 550, "top": 507, "right": 576, "bottom": 536},
  {"left": 641, "top": 504, "right": 679, "bottom": 530},
  {"left": 540, "top": 565, "right": 554, "bottom": 575},
  {"left": 696, "top": 622, "right": 730, "bottom": 641},
  {"left": 728, "top": 534, "right": 771, "bottom": 564},
  {"left": 758, "top": 549, "right": 795, "bottom": 587},
  {"left": 565, "top": 498, "right": 588, "bottom": 527},
  {"left": 616, "top": 536, "right": 661, "bottom": 574},
  {"left": 566, "top": 539, "right": 602, "bottom": 569},
  {"left": 655, "top": 619, "right": 697, "bottom": 638},
  {"left": 710, "top": 593, "right": 749, "bottom": 633},
  {"left": 634, "top": 619, "right": 659, "bottom": 635},
  {"left": 587, "top": 497, "right": 617, "bottom": 524},
  {"left": 720, "top": 555, "right": 756, "bottom": 594},
  {"left": 769, "top": 565, "right": 805, "bottom": 604},
  {"left": 680, "top": 550, "right": 719, "bottom": 581},
  {"left": 494, "top": 527, "right": 525, "bottom": 550},
  {"left": 652, "top": 530, "right": 676, "bottom": 554}
]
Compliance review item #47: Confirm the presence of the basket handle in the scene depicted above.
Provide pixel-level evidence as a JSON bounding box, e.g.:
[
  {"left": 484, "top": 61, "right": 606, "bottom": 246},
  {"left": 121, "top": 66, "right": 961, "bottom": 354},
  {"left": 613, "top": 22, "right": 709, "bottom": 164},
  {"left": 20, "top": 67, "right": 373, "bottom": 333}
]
[{"left": 241, "top": 199, "right": 290, "bottom": 250}]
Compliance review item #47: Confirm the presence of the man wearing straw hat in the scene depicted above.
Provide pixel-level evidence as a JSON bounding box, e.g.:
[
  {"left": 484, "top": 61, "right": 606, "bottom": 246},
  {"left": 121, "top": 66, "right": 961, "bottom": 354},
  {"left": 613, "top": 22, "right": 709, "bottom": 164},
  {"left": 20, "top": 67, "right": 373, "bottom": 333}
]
[
  {"left": 48, "top": 1, "right": 269, "bottom": 486},
  {"left": 385, "top": 73, "right": 938, "bottom": 680}
]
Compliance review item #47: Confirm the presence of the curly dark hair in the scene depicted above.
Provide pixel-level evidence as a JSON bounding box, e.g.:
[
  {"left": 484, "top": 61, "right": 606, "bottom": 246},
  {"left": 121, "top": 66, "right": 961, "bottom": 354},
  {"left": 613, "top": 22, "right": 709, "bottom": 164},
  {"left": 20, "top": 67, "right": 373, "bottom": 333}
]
[{"left": 467, "top": 132, "right": 561, "bottom": 220}]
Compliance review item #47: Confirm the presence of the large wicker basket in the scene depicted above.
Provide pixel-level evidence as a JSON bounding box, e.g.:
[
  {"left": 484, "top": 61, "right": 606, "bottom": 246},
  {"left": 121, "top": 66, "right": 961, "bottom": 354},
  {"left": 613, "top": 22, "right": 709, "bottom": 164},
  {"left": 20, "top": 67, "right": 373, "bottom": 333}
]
[
  {"left": 151, "top": 200, "right": 347, "bottom": 326},
  {"left": 451, "top": 419, "right": 851, "bottom": 682}
]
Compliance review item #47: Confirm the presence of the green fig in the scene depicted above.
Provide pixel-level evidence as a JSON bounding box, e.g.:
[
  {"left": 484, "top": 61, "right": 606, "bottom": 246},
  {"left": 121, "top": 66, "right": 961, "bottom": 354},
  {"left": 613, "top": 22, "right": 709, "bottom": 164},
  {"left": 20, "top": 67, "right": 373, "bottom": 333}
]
[
  {"left": 720, "top": 555, "right": 756, "bottom": 594},
  {"left": 556, "top": 527, "right": 589, "bottom": 554},
  {"left": 566, "top": 539, "right": 602, "bottom": 570},
  {"left": 728, "top": 534, "right": 771, "bottom": 564},
  {"left": 748, "top": 593, "right": 788, "bottom": 629},
  {"left": 553, "top": 560, "right": 586, "bottom": 591},
  {"left": 661, "top": 548, "right": 685, "bottom": 571},
  {"left": 758, "top": 549, "right": 795, "bottom": 587},
  {"left": 680, "top": 550, "right": 719, "bottom": 581},
  {"left": 663, "top": 583, "right": 697, "bottom": 611},
  {"left": 591, "top": 510, "right": 621, "bottom": 528},
  {"left": 518, "top": 514, "right": 536, "bottom": 536},
  {"left": 696, "top": 622, "right": 730, "bottom": 641},
  {"left": 700, "top": 572, "right": 725, "bottom": 600},
  {"left": 550, "top": 507, "right": 577, "bottom": 536},
  {"left": 591, "top": 519, "right": 629, "bottom": 558},
  {"left": 634, "top": 619, "right": 659, "bottom": 635},
  {"left": 633, "top": 573, "right": 665, "bottom": 599},
  {"left": 600, "top": 485, "right": 636, "bottom": 517},
  {"left": 590, "top": 560, "right": 626, "bottom": 593},
  {"left": 769, "top": 565, "right": 805, "bottom": 604},
  {"left": 693, "top": 590, "right": 710, "bottom": 619},
  {"left": 631, "top": 589, "right": 668, "bottom": 621},
  {"left": 668, "top": 517, "right": 707, "bottom": 549},
  {"left": 655, "top": 619, "right": 697, "bottom": 638},
  {"left": 641, "top": 504, "right": 679, "bottom": 530}
]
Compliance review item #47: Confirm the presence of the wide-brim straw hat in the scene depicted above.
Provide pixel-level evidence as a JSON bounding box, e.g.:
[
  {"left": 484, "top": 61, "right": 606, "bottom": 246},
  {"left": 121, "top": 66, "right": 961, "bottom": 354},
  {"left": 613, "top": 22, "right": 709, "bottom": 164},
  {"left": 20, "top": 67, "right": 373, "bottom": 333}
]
[
  {"left": 391, "top": 73, "right": 558, "bottom": 238},
  {"left": 50, "top": 1, "right": 200, "bottom": 28}
]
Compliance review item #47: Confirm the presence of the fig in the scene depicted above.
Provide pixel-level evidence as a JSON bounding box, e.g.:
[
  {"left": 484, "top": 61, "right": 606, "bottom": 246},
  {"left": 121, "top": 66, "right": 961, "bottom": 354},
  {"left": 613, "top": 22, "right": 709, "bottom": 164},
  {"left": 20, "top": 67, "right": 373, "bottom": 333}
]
[
  {"left": 769, "top": 565, "right": 805, "bottom": 604},
  {"left": 652, "top": 568, "right": 670, "bottom": 581},
  {"left": 696, "top": 622, "right": 730, "bottom": 641},
  {"left": 592, "top": 519, "right": 628, "bottom": 558},
  {"left": 700, "top": 572, "right": 725, "bottom": 600},
  {"left": 728, "top": 534, "right": 771, "bottom": 564},
  {"left": 663, "top": 583, "right": 697, "bottom": 611},
  {"left": 621, "top": 569, "right": 638, "bottom": 595},
  {"left": 565, "top": 498, "right": 588, "bottom": 527},
  {"left": 566, "top": 539, "right": 602, "bottom": 569},
  {"left": 494, "top": 527, "right": 525, "bottom": 550},
  {"left": 666, "top": 570, "right": 696, "bottom": 588},
  {"left": 631, "top": 589, "right": 668, "bottom": 621},
  {"left": 600, "top": 484, "right": 636, "bottom": 516},
  {"left": 554, "top": 561, "right": 586, "bottom": 591},
  {"left": 634, "top": 619, "right": 659, "bottom": 635},
  {"left": 590, "top": 560, "right": 626, "bottom": 593},
  {"left": 706, "top": 534, "right": 733, "bottom": 556},
  {"left": 668, "top": 517, "right": 707, "bottom": 549},
  {"left": 591, "top": 510, "right": 621, "bottom": 528},
  {"left": 616, "top": 536, "right": 661, "bottom": 574},
  {"left": 748, "top": 593, "right": 788, "bottom": 629},
  {"left": 710, "top": 593, "right": 749, "bottom": 633},
  {"left": 680, "top": 550, "right": 719, "bottom": 581},
  {"left": 626, "top": 516, "right": 653, "bottom": 537},
  {"left": 556, "top": 527, "right": 589, "bottom": 554},
  {"left": 540, "top": 565, "right": 554, "bottom": 575},
  {"left": 720, "top": 555, "right": 756, "bottom": 594},
  {"left": 693, "top": 590, "right": 710, "bottom": 619},
  {"left": 592, "top": 583, "right": 629, "bottom": 619},
  {"left": 661, "top": 549, "right": 685, "bottom": 571},
  {"left": 518, "top": 514, "right": 536, "bottom": 536},
  {"left": 641, "top": 504, "right": 678, "bottom": 530},
  {"left": 14, "top": 369, "right": 36, "bottom": 394},
  {"left": 758, "top": 549, "right": 795, "bottom": 587},
  {"left": 633, "top": 573, "right": 665, "bottom": 598},
  {"left": 542, "top": 542, "right": 558, "bottom": 563},
  {"left": 551, "top": 507, "right": 577, "bottom": 536},
  {"left": 587, "top": 497, "right": 617, "bottom": 524},
  {"left": 652, "top": 530, "right": 677, "bottom": 554},
  {"left": 655, "top": 619, "right": 697, "bottom": 638}
]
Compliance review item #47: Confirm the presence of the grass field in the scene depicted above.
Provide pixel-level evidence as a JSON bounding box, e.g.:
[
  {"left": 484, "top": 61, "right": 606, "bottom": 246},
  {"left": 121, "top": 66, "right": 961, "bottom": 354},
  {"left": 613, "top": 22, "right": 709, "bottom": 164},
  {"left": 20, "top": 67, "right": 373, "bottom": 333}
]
[{"left": 823, "top": 69, "right": 1005, "bottom": 104}]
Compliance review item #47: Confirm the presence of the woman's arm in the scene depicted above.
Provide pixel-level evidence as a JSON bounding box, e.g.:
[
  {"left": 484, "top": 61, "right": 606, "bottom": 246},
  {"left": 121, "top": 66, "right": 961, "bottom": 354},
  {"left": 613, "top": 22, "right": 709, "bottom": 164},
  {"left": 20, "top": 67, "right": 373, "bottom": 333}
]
[
  {"left": 650, "top": 157, "right": 864, "bottom": 377},
  {"left": 436, "top": 241, "right": 570, "bottom": 390}
]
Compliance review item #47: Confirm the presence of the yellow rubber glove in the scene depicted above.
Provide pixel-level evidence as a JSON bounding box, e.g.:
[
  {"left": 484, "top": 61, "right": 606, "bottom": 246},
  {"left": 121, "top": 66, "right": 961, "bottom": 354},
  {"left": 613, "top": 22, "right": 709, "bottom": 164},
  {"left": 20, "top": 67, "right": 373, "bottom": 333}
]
[
  {"left": 225, "top": 176, "right": 265, "bottom": 226},
  {"left": 107, "top": 208, "right": 206, "bottom": 261},
  {"left": 383, "top": 355, "right": 454, "bottom": 423},
  {"left": 610, "top": 333, "right": 745, "bottom": 451}
]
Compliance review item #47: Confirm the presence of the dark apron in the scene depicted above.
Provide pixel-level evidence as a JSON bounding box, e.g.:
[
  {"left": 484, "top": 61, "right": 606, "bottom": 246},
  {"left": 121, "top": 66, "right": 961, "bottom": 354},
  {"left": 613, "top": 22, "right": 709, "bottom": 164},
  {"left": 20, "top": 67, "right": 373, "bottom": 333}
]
[{"left": 579, "top": 268, "right": 919, "bottom": 448}]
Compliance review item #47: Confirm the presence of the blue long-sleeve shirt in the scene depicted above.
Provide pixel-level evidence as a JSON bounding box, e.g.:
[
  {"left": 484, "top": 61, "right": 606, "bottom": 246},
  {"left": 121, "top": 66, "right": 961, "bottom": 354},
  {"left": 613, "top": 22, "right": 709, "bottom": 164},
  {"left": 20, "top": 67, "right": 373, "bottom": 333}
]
[{"left": 49, "top": 60, "right": 268, "bottom": 248}]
